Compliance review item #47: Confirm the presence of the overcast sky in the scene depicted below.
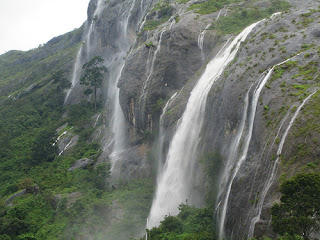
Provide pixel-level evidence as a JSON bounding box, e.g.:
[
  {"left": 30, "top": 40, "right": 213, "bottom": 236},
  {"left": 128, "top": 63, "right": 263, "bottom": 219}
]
[{"left": 0, "top": 0, "right": 90, "bottom": 55}]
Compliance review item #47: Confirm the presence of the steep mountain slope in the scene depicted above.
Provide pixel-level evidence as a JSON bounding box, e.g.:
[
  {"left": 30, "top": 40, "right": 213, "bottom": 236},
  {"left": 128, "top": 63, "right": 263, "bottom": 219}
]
[{"left": 1, "top": 0, "right": 320, "bottom": 239}]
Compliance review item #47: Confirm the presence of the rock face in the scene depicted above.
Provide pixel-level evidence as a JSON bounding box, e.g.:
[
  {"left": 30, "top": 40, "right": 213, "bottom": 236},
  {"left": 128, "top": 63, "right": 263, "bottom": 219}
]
[
  {"left": 200, "top": 2, "right": 320, "bottom": 238},
  {"left": 114, "top": 0, "right": 320, "bottom": 238},
  {"left": 68, "top": 158, "right": 93, "bottom": 171},
  {"left": 60, "top": 0, "right": 320, "bottom": 237},
  {"left": 5, "top": 186, "right": 40, "bottom": 205},
  {"left": 2, "top": 0, "right": 317, "bottom": 238}
]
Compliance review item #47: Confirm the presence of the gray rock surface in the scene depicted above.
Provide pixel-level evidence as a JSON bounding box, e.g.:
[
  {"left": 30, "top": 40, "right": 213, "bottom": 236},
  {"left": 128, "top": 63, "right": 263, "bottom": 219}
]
[{"left": 68, "top": 158, "right": 93, "bottom": 171}]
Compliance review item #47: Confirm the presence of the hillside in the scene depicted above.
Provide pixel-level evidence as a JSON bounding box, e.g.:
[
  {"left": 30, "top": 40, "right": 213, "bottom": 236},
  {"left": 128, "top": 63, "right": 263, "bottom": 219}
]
[{"left": 1, "top": 0, "right": 320, "bottom": 239}]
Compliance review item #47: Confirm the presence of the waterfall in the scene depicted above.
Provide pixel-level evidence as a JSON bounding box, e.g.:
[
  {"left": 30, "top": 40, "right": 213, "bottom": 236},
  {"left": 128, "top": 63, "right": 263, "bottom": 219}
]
[
  {"left": 156, "top": 92, "right": 178, "bottom": 176},
  {"left": 64, "top": 0, "right": 153, "bottom": 174},
  {"left": 64, "top": 0, "right": 104, "bottom": 105},
  {"left": 107, "top": 0, "right": 138, "bottom": 171},
  {"left": 139, "top": 17, "right": 175, "bottom": 108},
  {"left": 147, "top": 20, "right": 261, "bottom": 229},
  {"left": 140, "top": 29, "right": 166, "bottom": 105},
  {"left": 247, "top": 91, "right": 317, "bottom": 238},
  {"left": 197, "top": 24, "right": 210, "bottom": 60},
  {"left": 197, "top": 7, "right": 223, "bottom": 60},
  {"left": 109, "top": 63, "right": 127, "bottom": 171},
  {"left": 64, "top": 46, "right": 83, "bottom": 104},
  {"left": 217, "top": 56, "right": 298, "bottom": 239}
]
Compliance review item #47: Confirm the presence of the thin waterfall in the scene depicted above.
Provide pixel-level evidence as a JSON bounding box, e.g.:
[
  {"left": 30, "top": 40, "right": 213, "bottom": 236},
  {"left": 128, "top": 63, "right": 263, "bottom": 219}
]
[
  {"left": 64, "top": 0, "right": 153, "bottom": 173},
  {"left": 64, "top": 0, "right": 104, "bottom": 104},
  {"left": 108, "top": 0, "right": 138, "bottom": 171},
  {"left": 217, "top": 56, "right": 298, "bottom": 239},
  {"left": 64, "top": 46, "right": 83, "bottom": 104},
  {"left": 139, "top": 18, "right": 176, "bottom": 116},
  {"left": 139, "top": 12, "right": 149, "bottom": 31},
  {"left": 216, "top": 8, "right": 223, "bottom": 20},
  {"left": 109, "top": 63, "right": 127, "bottom": 171},
  {"left": 147, "top": 21, "right": 261, "bottom": 229},
  {"left": 197, "top": 24, "right": 210, "bottom": 59},
  {"left": 156, "top": 92, "right": 178, "bottom": 176},
  {"left": 198, "top": 7, "right": 222, "bottom": 60},
  {"left": 140, "top": 29, "right": 165, "bottom": 102},
  {"left": 247, "top": 91, "right": 317, "bottom": 238}
]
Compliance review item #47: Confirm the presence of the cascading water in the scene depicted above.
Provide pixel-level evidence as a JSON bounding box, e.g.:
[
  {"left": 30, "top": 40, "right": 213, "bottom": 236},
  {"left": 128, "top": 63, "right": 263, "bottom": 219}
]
[
  {"left": 139, "top": 18, "right": 175, "bottom": 109},
  {"left": 197, "top": 8, "right": 222, "bottom": 60},
  {"left": 64, "top": 0, "right": 154, "bottom": 173},
  {"left": 103, "top": 0, "right": 140, "bottom": 172},
  {"left": 197, "top": 24, "right": 210, "bottom": 60},
  {"left": 64, "top": 46, "right": 83, "bottom": 104},
  {"left": 217, "top": 56, "right": 297, "bottom": 240},
  {"left": 147, "top": 21, "right": 261, "bottom": 229},
  {"left": 64, "top": 0, "right": 104, "bottom": 105},
  {"left": 247, "top": 91, "right": 317, "bottom": 238},
  {"left": 156, "top": 92, "right": 178, "bottom": 176},
  {"left": 140, "top": 29, "right": 165, "bottom": 103}
]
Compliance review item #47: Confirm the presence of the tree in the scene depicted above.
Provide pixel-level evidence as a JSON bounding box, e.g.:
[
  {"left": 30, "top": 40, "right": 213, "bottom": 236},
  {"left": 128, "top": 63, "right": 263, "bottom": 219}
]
[
  {"left": 31, "top": 129, "right": 57, "bottom": 165},
  {"left": 80, "top": 56, "right": 107, "bottom": 109},
  {"left": 271, "top": 172, "right": 320, "bottom": 239},
  {"left": 50, "top": 70, "right": 71, "bottom": 91}
]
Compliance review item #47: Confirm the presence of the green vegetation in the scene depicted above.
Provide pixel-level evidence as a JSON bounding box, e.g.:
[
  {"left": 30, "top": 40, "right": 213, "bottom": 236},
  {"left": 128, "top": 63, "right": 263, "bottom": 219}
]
[
  {"left": 187, "top": 0, "right": 241, "bottom": 15},
  {"left": 143, "top": 2, "right": 173, "bottom": 31},
  {"left": 143, "top": 20, "right": 162, "bottom": 31},
  {"left": 271, "top": 173, "right": 320, "bottom": 239},
  {"left": 0, "top": 28, "right": 82, "bottom": 97},
  {"left": 141, "top": 204, "right": 216, "bottom": 240},
  {"left": 0, "top": 42, "right": 152, "bottom": 240},
  {"left": 152, "top": 98, "right": 165, "bottom": 114},
  {"left": 145, "top": 41, "right": 155, "bottom": 48},
  {"left": 199, "top": 152, "right": 223, "bottom": 201},
  {"left": 209, "top": 0, "right": 291, "bottom": 34},
  {"left": 80, "top": 56, "right": 108, "bottom": 110}
]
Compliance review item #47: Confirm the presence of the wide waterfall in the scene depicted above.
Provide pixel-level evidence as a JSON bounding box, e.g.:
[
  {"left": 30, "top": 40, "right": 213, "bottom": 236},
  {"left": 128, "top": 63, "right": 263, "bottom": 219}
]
[{"left": 147, "top": 20, "right": 262, "bottom": 229}]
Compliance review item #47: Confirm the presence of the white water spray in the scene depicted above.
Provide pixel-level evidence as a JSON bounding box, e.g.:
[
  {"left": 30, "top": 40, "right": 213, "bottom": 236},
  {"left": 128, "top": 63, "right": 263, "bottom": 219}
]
[
  {"left": 247, "top": 91, "right": 317, "bottom": 238},
  {"left": 147, "top": 21, "right": 261, "bottom": 229}
]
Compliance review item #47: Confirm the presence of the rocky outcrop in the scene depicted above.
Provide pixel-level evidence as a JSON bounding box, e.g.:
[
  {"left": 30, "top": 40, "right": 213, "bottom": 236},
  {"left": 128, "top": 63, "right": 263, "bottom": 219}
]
[
  {"left": 68, "top": 158, "right": 93, "bottom": 171},
  {"left": 118, "top": 4, "right": 218, "bottom": 139},
  {"left": 5, "top": 185, "right": 40, "bottom": 205},
  {"left": 200, "top": 1, "right": 320, "bottom": 238},
  {"left": 116, "top": 0, "right": 320, "bottom": 238}
]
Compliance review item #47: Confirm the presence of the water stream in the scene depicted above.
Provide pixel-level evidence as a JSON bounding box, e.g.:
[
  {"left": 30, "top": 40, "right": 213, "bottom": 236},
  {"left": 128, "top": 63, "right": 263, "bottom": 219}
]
[
  {"left": 247, "top": 91, "right": 317, "bottom": 238},
  {"left": 217, "top": 57, "right": 298, "bottom": 239},
  {"left": 147, "top": 21, "right": 261, "bottom": 229}
]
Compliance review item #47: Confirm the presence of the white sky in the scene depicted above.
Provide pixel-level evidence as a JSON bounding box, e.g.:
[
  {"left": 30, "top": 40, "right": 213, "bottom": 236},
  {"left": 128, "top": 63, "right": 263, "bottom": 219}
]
[{"left": 0, "top": 0, "right": 90, "bottom": 55}]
